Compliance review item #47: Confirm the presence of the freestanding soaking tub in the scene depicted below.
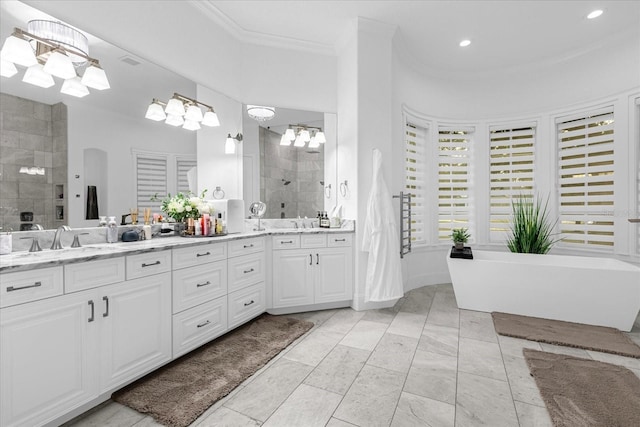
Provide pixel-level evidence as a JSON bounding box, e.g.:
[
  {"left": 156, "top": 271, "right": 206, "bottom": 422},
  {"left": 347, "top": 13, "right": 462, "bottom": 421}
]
[{"left": 446, "top": 249, "right": 640, "bottom": 331}]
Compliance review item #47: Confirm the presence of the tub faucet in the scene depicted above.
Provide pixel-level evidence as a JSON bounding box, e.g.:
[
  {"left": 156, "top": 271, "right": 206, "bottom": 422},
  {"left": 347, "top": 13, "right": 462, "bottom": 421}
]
[{"left": 51, "top": 225, "right": 71, "bottom": 250}]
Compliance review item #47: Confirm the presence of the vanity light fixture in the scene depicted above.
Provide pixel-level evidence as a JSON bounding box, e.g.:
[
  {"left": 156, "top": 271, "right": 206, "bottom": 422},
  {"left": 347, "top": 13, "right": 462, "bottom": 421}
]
[
  {"left": 281, "top": 124, "right": 326, "bottom": 148},
  {"left": 247, "top": 105, "right": 276, "bottom": 122},
  {"left": 145, "top": 93, "right": 221, "bottom": 131},
  {"left": 0, "top": 22, "right": 110, "bottom": 97},
  {"left": 225, "top": 133, "right": 243, "bottom": 155}
]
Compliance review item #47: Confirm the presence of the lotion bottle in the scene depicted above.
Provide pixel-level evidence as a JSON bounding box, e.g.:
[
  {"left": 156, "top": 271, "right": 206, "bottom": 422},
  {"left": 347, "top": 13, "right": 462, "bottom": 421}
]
[{"left": 106, "top": 217, "right": 118, "bottom": 243}]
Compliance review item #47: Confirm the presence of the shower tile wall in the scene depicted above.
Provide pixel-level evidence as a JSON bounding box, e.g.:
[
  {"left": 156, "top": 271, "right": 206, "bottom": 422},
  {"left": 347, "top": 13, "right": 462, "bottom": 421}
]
[
  {"left": 260, "top": 127, "right": 324, "bottom": 219},
  {"left": 0, "top": 93, "right": 68, "bottom": 231}
]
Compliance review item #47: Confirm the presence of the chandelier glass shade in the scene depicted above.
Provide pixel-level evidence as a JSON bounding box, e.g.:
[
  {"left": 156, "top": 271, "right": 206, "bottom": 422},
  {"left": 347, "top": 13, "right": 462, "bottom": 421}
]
[
  {"left": 247, "top": 105, "right": 276, "bottom": 122},
  {"left": 145, "top": 93, "right": 221, "bottom": 131},
  {"left": 280, "top": 124, "right": 326, "bottom": 149},
  {"left": 0, "top": 22, "right": 110, "bottom": 98}
]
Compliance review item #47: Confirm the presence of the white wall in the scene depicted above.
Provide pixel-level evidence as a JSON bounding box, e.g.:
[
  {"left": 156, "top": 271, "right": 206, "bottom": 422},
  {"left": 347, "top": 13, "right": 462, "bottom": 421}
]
[{"left": 196, "top": 85, "right": 243, "bottom": 200}]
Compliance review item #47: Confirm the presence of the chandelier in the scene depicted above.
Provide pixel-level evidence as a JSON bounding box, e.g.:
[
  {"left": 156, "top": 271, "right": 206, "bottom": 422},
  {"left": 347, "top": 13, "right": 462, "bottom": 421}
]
[
  {"left": 280, "top": 124, "right": 326, "bottom": 148},
  {"left": 0, "top": 20, "right": 110, "bottom": 97},
  {"left": 145, "top": 93, "right": 221, "bottom": 131},
  {"left": 247, "top": 105, "right": 275, "bottom": 122}
]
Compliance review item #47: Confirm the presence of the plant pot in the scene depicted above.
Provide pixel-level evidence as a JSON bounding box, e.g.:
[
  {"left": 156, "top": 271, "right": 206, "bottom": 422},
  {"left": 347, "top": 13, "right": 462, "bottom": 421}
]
[{"left": 454, "top": 242, "right": 465, "bottom": 250}]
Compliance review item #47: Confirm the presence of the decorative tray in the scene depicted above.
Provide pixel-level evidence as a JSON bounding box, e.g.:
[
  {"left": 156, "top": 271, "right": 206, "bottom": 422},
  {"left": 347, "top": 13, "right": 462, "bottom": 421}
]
[
  {"left": 180, "top": 233, "right": 228, "bottom": 238},
  {"left": 450, "top": 246, "right": 473, "bottom": 259}
]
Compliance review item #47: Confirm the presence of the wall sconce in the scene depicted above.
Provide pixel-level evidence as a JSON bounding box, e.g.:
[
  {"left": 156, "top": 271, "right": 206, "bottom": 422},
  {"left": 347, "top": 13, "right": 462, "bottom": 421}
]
[
  {"left": 145, "top": 93, "right": 221, "bottom": 131},
  {"left": 0, "top": 21, "right": 110, "bottom": 96},
  {"left": 280, "top": 124, "right": 326, "bottom": 148},
  {"left": 225, "top": 133, "right": 243, "bottom": 154}
]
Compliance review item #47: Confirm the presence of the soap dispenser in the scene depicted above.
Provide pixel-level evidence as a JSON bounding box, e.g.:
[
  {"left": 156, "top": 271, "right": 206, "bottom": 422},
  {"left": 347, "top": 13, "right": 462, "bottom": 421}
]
[{"left": 106, "top": 216, "right": 118, "bottom": 243}]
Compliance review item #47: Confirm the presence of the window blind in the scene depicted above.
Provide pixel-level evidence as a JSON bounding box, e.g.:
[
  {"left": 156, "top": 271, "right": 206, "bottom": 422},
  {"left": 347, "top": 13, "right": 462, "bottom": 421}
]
[
  {"left": 489, "top": 126, "right": 535, "bottom": 241},
  {"left": 557, "top": 110, "right": 614, "bottom": 249},
  {"left": 176, "top": 158, "right": 197, "bottom": 194},
  {"left": 438, "top": 127, "right": 473, "bottom": 241},
  {"left": 405, "top": 121, "right": 427, "bottom": 244},
  {"left": 136, "top": 156, "right": 167, "bottom": 210}
]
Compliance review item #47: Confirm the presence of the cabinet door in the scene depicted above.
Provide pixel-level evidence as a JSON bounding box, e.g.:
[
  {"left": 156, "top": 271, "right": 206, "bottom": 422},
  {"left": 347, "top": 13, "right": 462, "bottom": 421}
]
[
  {"left": 100, "top": 273, "right": 172, "bottom": 392},
  {"left": 272, "top": 250, "right": 314, "bottom": 308},
  {"left": 314, "top": 247, "right": 353, "bottom": 304},
  {"left": 1, "top": 291, "right": 97, "bottom": 427}
]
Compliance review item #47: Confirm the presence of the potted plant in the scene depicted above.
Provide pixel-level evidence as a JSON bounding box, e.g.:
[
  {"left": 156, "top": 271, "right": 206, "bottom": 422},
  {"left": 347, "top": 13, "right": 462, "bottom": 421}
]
[
  {"left": 451, "top": 228, "right": 470, "bottom": 250},
  {"left": 506, "top": 194, "right": 560, "bottom": 254}
]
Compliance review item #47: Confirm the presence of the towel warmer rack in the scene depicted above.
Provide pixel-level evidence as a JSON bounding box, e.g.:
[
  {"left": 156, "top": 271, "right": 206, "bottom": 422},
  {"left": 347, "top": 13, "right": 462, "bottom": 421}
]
[{"left": 393, "top": 191, "right": 412, "bottom": 258}]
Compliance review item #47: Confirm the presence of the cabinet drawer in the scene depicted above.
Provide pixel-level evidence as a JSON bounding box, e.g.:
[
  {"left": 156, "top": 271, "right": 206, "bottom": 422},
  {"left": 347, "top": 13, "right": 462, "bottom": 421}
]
[
  {"left": 228, "top": 252, "right": 265, "bottom": 293},
  {"left": 228, "top": 282, "right": 265, "bottom": 329},
  {"left": 327, "top": 233, "right": 353, "bottom": 247},
  {"left": 301, "top": 234, "right": 327, "bottom": 248},
  {"left": 0, "top": 267, "right": 63, "bottom": 308},
  {"left": 172, "top": 260, "right": 227, "bottom": 314},
  {"left": 126, "top": 250, "right": 172, "bottom": 280},
  {"left": 65, "top": 257, "right": 125, "bottom": 293},
  {"left": 172, "top": 242, "right": 227, "bottom": 269},
  {"left": 228, "top": 237, "right": 264, "bottom": 258},
  {"left": 273, "top": 235, "right": 300, "bottom": 249},
  {"left": 172, "top": 295, "right": 227, "bottom": 358}
]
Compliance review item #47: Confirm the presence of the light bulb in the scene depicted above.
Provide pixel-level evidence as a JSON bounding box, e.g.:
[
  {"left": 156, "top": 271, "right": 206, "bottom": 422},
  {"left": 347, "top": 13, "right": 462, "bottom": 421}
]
[
  {"left": 184, "top": 105, "right": 204, "bottom": 122},
  {"left": 165, "top": 114, "right": 184, "bottom": 127},
  {"left": 202, "top": 109, "right": 220, "bottom": 127},
  {"left": 165, "top": 98, "right": 186, "bottom": 116},
  {"left": 60, "top": 76, "right": 90, "bottom": 98},
  {"left": 145, "top": 101, "right": 167, "bottom": 121},
  {"left": 0, "top": 35, "right": 37, "bottom": 67},
  {"left": 22, "top": 63, "right": 55, "bottom": 88},
  {"left": 280, "top": 133, "right": 292, "bottom": 146},
  {"left": 43, "top": 51, "right": 76, "bottom": 79},
  {"left": 284, "top": 128, "right": 296, "bottom": 141},
  {"left": 225, "top": 134, "right": 236, "bottom": 154},
  {"left": 308, "top": 136, "right": 320, "bottom": 148},
  {"left": 294, "top": 134, "right": 305, "bottom": 147},
  {"left": 315, "top": 131, "right": 326, "bottom": 144},
  {"left": 300, "top": 129, "right": 311, "bottom": 143},
  {"left": 81, "top": 64, "right": 110, "bottom": 90},
  {"left": 182, "top": 119, "right": 201, "bottom": 131}
]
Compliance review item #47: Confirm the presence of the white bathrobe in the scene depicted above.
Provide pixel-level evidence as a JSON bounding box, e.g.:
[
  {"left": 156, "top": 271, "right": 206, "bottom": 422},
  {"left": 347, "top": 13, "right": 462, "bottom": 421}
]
[{"left": 362, "top": 149, "right": 404, "bottom": 302}]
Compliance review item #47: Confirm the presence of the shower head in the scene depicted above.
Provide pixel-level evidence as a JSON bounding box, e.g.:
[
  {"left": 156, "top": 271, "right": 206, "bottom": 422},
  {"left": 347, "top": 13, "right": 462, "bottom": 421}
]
[{"left": 282, "top": 179, "right": 291, "bottom": 186}]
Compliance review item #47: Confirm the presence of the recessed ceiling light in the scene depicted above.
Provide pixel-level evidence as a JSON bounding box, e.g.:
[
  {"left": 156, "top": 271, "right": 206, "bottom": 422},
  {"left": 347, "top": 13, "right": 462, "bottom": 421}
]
[
  {"left": 587, "top": 10, "right": 603, "bottom": 19},
  {"left": 459, "top": 39, "right": 471, "bottom": 47}
]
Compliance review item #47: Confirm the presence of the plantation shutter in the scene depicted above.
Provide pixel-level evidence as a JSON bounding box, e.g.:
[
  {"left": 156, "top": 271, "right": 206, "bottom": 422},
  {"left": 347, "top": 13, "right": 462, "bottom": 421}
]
[
  {"left": 405, "top": 121, "right": 427, "bottom": 245},
  {"left": 176, "top": 158, "right": 197, "bottom": 194},
  {"left": 489, "top": 125, "right": 536, "bottom": 242},
  {"left": 136, "top": 155, "right": 167, "bottom": 210},
  {"left": 636, "top": 98, "right": 640, "bottom": 254},
  {"left": 557, "top": 110, "right": 614, "bottom": 250},
  {"left": 438, "top": 126, "right": 474, "bottom": 242}
]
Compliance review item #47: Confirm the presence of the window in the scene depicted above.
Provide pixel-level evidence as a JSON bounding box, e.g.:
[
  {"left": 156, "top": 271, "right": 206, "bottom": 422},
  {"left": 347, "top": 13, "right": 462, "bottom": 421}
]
[
  {"left": 136, "top": 155, "right": 167, "bottom": 210},
  {"left": 134, "top": 152, "right": 197, "bottom": 210},
  {"left": 557, "top": 109, "right": 614, "bottom": 250},
  {"left": 438, "top": 127, "right": 474, "bottom": 241},
  {"left": 489, "top": 125, "right": 536, "bottom": 241},
  {"left": 176, "top": 158, "right": 197, "bottom": 194},
  {"left": 404, "top": 121, "right": 427, "bottom": 245}
]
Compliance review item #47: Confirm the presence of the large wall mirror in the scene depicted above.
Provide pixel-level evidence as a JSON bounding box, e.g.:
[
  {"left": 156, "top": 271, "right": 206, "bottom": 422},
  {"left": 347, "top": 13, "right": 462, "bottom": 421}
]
[
  {"left": 242, "top": 107, "right": 337, "bottom": 219},
  {"left": 0, "top": 1, "right": 229, "bottom": 231}
]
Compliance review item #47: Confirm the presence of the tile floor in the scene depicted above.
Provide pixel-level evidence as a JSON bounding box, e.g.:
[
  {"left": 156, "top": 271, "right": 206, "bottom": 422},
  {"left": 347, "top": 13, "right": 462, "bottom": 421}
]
[{"left": 67, "top": 284, "right": 640, "bottom": 427}]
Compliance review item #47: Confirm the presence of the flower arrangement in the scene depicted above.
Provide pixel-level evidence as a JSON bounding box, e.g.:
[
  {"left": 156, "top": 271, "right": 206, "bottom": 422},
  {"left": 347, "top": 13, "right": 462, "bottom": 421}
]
[{"left": 152, "top": 190, "right": 211, "bottom": 223}]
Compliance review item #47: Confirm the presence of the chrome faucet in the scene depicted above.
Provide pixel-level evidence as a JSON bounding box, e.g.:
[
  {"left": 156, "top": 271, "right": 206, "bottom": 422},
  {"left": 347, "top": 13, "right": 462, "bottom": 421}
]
[{"left": 51, "top": 225, "right": 71, "bottom": 250}]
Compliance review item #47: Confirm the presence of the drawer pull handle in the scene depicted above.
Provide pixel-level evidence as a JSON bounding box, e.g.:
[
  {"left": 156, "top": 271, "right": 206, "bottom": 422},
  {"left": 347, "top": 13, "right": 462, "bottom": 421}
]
[
  {"left": 103, "top": 296, "right": 109, "bottom": 317},
  {"left": 88, "top": 300, "right": 95, "bottom": 323},
  {"left": 316, "top": 253, "right": 319, "bottom": 265},
  {"left": 141, "top": 261, "right": 161, "bottom": 268},
  {"left": 243, "top": 244, "right": 254, "bottom": 248},
  {"left": 197, "top": 320, "right": 211, "bottom": 328},
  {"left": 244, "top": 300, "right": 255, "bottom": 307},
  {"left": 334, "top": 238, "right": 346, "bottom": 242},
  {"left": 309, "top": 254, "right": 312, "bottom": 265},
  {"left": 197, "top": 281, "right": 211, "bottom": 288},
  {"left": 196, "top": 252, "right": 211, "bottom": 257},
  {"left": 281, "top": 240, "right": 293, "bottom": 244},
  {"left": 243, "top": 268, "right": 255, "bottom": 274},
  {"left": 6, "top": 281, "right": 42, "bottom": 292}
]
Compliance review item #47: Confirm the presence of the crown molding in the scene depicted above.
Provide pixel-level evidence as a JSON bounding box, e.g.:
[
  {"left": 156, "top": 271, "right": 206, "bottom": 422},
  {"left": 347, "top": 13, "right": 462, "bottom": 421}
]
[{"left": 189, "top": 0, "right": 336, "bottom": 56}]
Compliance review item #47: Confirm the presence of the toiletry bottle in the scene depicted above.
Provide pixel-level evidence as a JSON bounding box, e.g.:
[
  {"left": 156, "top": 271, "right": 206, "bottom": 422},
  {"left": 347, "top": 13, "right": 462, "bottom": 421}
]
[
  {"left": 202, "top": 214, "right": 210, "bottom": 236},
  {"left": 322, "top": 212, "right": 330, "bottom": 228},
  {"left": 106, "top": 217, "right": 118, "bottom": 243},
  {"left": 216, "top": 213, "right": 223, "bottom": 234},
  {"left": 143, "top": 224, "right": 152, "bottom": 240},
  {"left": 194, "top": 219, "right": 202, "bottom": 236}
]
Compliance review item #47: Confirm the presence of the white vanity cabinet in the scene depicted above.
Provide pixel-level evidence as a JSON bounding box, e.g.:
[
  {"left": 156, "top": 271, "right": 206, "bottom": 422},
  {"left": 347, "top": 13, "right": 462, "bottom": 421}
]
[
  {"left": 271, "top": 233, "right": 353, "bottom": 310},
  {"left": 227, "top": 237, "right": 266, "bottom": 328},
  {"left": 0, "top": 263, "right": 171, "bottom": 427}
]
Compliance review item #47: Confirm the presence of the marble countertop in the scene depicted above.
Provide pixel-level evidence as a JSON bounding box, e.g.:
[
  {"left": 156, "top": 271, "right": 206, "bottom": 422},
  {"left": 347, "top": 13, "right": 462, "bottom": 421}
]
[{"left": 0, "top": 226, "right": 354, "bottom": 273}]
